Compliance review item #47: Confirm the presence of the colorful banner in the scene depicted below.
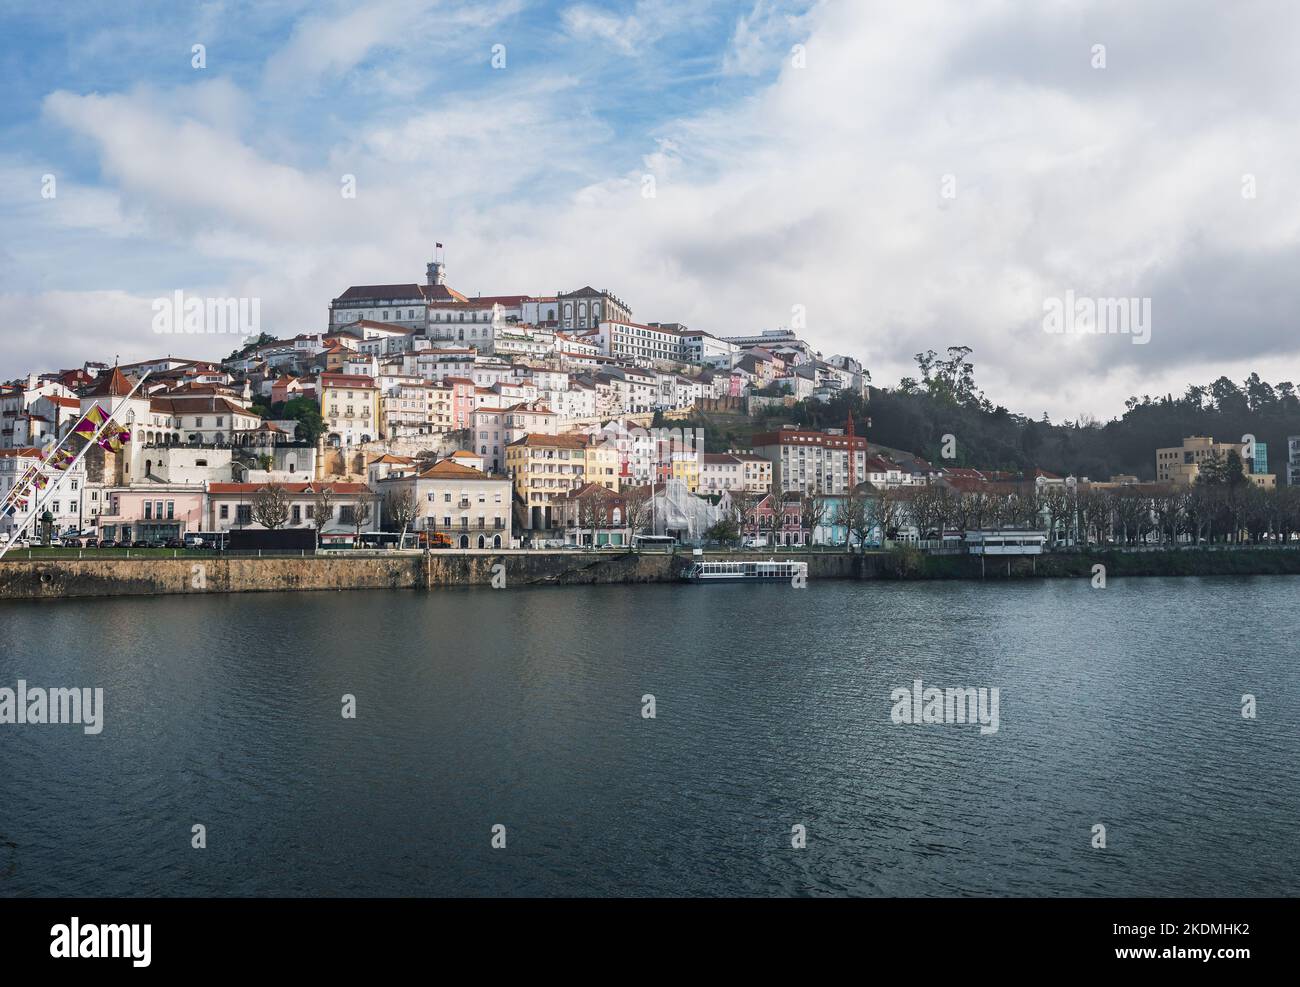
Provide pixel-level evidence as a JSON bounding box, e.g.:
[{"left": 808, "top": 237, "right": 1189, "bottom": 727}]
[
  {"left": 99, "top": 426, "right": 131, "bottom": 453},
  {"left": 73, "top": 403, "right": 109, "bottom": 437}
]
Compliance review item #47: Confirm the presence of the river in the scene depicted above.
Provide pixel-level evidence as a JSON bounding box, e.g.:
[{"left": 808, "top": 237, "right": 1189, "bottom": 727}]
[{"left": 1, "top": 577, "right": 1297, "bottom": 896}]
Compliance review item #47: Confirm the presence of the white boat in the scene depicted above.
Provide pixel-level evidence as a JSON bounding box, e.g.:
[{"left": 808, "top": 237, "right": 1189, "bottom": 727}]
[{"left": 687, "top": 558, "right": 808, "bottom": 582}]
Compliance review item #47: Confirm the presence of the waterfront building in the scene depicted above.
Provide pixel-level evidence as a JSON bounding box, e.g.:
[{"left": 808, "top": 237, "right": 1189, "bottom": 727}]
[
  {"left": 1290, "top": 436, "right": 1300, "bottom": 486},
  {"left": 376, "top": 458, "right": 512, "bottom": 549},
  {"left": 205, "top": 481, "right": 378, "bottom": 537},
  {"left": 551, "top": 482, "right": 632, "bottom": 547},
  {"left": 96, "top": 485, "right": 207, "bottom": 543},
  {"left": 506, "top": 433, "right": 620, "bottom": 530},
  {"left": 0, "top": 447, "right": 88, "bottom": 536}
]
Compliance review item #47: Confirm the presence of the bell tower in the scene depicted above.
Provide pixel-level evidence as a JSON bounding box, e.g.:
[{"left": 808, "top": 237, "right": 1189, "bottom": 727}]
[{"left": 426, "top": 243, "right": 446, "bottom": 286}]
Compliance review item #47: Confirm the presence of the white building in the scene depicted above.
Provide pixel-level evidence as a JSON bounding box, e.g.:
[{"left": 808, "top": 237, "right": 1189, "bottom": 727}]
[{"left": 376, "top": 458, "right": 513, "bottom": 549}]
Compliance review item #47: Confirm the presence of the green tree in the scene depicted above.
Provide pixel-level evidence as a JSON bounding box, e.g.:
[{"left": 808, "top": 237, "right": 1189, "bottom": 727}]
[{"left": 283, "top": 396, "right": 326, "bottom": 444}]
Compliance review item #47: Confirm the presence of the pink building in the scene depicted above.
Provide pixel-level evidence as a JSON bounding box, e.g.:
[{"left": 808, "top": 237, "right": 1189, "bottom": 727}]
[
  {"left": 97, "top": 486, "right": 206, "bottom": 542},
  {"left": 747, "top": 492, "right": 806, "bottom": 546}
]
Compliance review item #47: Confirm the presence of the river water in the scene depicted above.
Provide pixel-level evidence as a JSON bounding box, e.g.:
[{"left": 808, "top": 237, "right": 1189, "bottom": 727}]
[{"left": 1, "top": 577, "right": 1297, "bottom": 896}]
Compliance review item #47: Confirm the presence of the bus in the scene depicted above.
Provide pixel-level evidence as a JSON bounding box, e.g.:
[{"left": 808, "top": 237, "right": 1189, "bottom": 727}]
[
  {"left": 633, "top": 534, "right": 678, "bottom": 553},
  {"left": 356, "top": 531, "right": 403, "bottom": 550}
]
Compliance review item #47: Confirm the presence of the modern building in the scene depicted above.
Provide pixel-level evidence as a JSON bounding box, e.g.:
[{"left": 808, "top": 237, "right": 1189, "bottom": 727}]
[
  {"left": 1289, "top": 436, "right": 1300, "bottom": 486},
  {"left": 1155, "top": 435, "right": 1275, "bottom": 486},
  {"left": 751, "top": 421, "right": 868, "bottom": 496}
]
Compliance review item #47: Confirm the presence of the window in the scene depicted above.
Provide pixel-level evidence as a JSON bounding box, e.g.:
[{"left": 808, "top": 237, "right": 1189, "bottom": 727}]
[
  {"left": 236, "top": 505, "right": 252, "bottom": 524},
  {"left": 144, "top": 502, "right": 153, "bottom": 519},
  {"left": 292, "top": 505, "right": 301, "bottom": 523},
  {"left": 166, "top": 501, "right": 174, "bottom": 519},
  {"left": 220, "top": 505, "right": 229, "bottom": 519}
]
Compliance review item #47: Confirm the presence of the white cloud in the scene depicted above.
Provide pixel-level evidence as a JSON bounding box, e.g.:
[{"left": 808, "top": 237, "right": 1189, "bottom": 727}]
[{"left": 12, "top": 0, "right": 1300, "bottom": 423}]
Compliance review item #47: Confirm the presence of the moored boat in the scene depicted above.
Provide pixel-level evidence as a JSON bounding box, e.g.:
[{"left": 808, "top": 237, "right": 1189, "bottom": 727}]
[{"left": 686, "top": 558, "right": 808, "bottom": 582}]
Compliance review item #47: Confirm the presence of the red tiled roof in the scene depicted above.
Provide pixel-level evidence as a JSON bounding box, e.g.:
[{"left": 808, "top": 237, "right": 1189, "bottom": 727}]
[{"left": 207, "top": 482, "right": 371, "bottom": 494}]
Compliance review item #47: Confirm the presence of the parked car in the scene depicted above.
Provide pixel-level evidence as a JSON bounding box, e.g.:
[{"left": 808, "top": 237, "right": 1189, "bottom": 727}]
[
  {"left": 1, "top": 535, "right": 31, "bottom": 549},
  {"left": 97, "top": 538, "right": 116, "bottom": 548},
  {"left": 183, "top": 534, "right": 205, "bottom": 549}
]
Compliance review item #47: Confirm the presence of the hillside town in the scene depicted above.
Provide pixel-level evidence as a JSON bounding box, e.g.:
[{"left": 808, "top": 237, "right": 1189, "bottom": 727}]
[{"left": 3, "top": 251, "right": 1300, "bottom": 553}]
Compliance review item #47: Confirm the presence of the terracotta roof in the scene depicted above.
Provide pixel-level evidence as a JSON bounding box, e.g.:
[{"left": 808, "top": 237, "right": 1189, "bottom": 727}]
[
  {"left": 368, "top": 454, "right": 416, "bottom": 465},
  {"left": 415, "top": 460, "right": 494, "bottom": 480},
  {"left": 333, "top": 283, "right": 426, "bottom": 301},
  {"left": 149, "top": 396, "right": 256, "bottom": 417},
  {"left": 508, "top": 433, "right": 591, "bottom": 449},
  {"left": 83, "top": 367, "right": 135, "bottom": 398},
  {"left": 319, "top": 373, "right": 377, "bottom": 387},
  {"left": 208, "top": 482, "right": 371, "bottom": 494}
]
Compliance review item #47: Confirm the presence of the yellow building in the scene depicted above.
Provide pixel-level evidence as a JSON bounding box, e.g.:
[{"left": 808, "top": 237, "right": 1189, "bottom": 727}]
[
  {"left": 1155, "top": 436, "right": 1267, "bottom": 486},
  {"left": 506, "top": 433, "right": 619, "bottom": 530},
  {"left": 670, "top": 451, "right": 700, "bottom": 492},
  {"left": 318, "top": 373, "right": 381, "bottom": 447}
]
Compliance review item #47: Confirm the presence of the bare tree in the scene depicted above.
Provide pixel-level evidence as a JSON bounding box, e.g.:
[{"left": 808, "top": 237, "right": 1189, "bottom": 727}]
[
  {"left": 873, "top": 486, "right": 905, "bottom": 544},
  {"left": 622, "top": 487, "right": 652, "bottom": 540},
  {"left": 1040, "top": 485, "right": 1072, "bottom": 547},
  {"left": 350, "top": 497, "right": 373, "bottom": 544},
  {"left": 908, "top": 485, "right": 940, "bottom": 544},
  {"left": 251, "top": 485, "right": 290, "bottom": 530},
  {"left": 311, "top": 487, "right": 334, "bottom": 549},
  {"left": 384, "top": 487, "right": 420, "bottom": 547},
  {"left": 836, "top": 484, "right": 874, "bottom": 553},
  {"left": 799, "top": 484, "right": 828, "bottom": 547},
  {"left": 577, "top": 489, "right": 606, "bottom": 547},
  {"left": 729, "top": 489, "right": 759, "bottom": 543}
]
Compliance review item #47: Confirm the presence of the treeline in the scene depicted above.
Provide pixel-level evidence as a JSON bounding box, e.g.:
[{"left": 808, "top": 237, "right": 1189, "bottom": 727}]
[
  {"left": 790, "top": 348, "right": 1300, "bottom": 481},
  {"left": 865, "top": 479, "right": 1300, "bottom": 546}
]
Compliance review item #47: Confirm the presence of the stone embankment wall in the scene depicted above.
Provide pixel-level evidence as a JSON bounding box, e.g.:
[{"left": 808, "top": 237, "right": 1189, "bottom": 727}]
[
  {"left": 0, "top": 551, "right": 864, "bottom": 600},
  {"left": 2, "top": 548, "right": 1296, "bottom": 601}
]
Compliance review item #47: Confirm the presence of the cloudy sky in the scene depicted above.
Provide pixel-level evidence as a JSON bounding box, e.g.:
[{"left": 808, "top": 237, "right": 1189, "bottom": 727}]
[{"left": 3, "top": 0, "right": 1298, "bottom": 421}]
